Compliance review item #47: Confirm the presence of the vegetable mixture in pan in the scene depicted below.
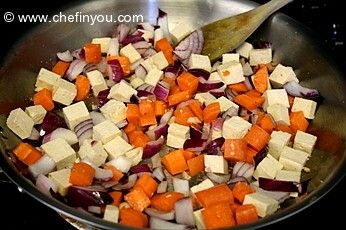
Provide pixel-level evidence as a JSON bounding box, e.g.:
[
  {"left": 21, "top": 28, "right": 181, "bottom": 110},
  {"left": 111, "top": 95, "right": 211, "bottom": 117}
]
[{"left": 6, "top": 9, "right": 320, "bottom": 229}]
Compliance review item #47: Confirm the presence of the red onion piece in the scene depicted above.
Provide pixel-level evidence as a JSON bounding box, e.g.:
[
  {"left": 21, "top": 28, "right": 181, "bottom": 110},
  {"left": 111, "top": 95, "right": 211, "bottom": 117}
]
[
  {"left": 174, "top": 30, "right": 203, "bottom": 65},
  {"left": 97, "top": 89, "right": 110, "bottom": 107},
  {"left": 283, "top": 80, "right": 320, "bottom": 99},
  {"left": 183, "top": 138, "right": 207, "bottom": 152},
  {"left": 107, "top": 59, "right": 124, "bottom": 83},
  {"left": 232, "top": 162, "right": 255, "bottom": 181},
  {"left": 57, "top": 50, "right": 73, "bottom": 62},
  {"left": 29, "top": 155, "right": 56, "bottom": 178},
  {"left": 153, "top": 167, "right": 165, "bottom": 182},
  {"left": 150, "top": 217, "right": 188, "bottom": 230},
  {"left": 145, "top": 208, "right": 175, "bottom": 221},
  {"left": 227, "top": 177, "right": 248, "bottom": 185},
  {"left": 188, "top": 68, "right": 210, "bottom": 80},
  {"left": 146, "top": 123, "right": 169, "bottom": 141},
  {"left": 258, "top": 177, "right": 301, "bottom": 193},
  {"left": 143, "top": 48, "right": 157, "bottom": 59},
  {"left": 207, "top": 172, "right": 231, "bottom": 184},
  {"left": 251, "top": 183, "right": 290, "bottom": 204},
  {"left": 27, "top": 127, "right": 40, "bottom": 141},
  {"left": 253, "top": 40, "right": 272, "bottom": 49},
  {"left": 94, "top": 168, "right": 113, "bottom": 181},
  {"left": 130, "top": 164, "right": 152, "bottom": 174},
  {"left": 112, "top": 174, "right": 138, "bottom": 190},
  {"left": 133, "top": 41, "right": 151, "bottom": 49},
  {"left": 174, "top": 198, "right": 195, "bottom": 226},
  {"left": 156, "top": 9, "right": 172, "bottom": 44},
  {"left": 72, "top": 48, "right": 84, "bottom": 59},
  {"left": 154, "top": 81, "right": 170, "bottom": 102},
  {"left": 121, "top": 32, "right": 145, "bottom": 46},
  {"left": 244, "top": 76, "right": 254, "bottom": 90},
  {"left": 89, "top": 111, "right": 106, "bottom": 125},
  {"left": 143, "top": 137, "right": 164, "bottom": 159},
  {"left": 83, "top": 63, "right": 97, "bottom": 74},
  {"left": 130, "top": 58, "right": 144, "bottom": 71},
  {"left": 204, "top": 137, "right": 225, "bottom": 155},
  {"left": 209, "top": 88, "right": 226, "bottom": 98},
  {"left": 42, "top": 128, "right": 78, "bottom": 145},
  {"left": 39, "top": 112, "right": 66, "bottom": 136},
  {"left": 139, "top": 22, "right": 154, "bottom": 32},
  {"left": 160, "top": 109, "right": 173, "bottom": 124},
  {"left": 135, "top": 65, "right": 147, "bottom": 80},
  {"left": 66, "top": 59, "right": 87, "bottom": 81},
  {"left": 116, "top": 24, "right": 130, "bottom": 43},
  {"left": 36, "top": 174, "right": 58, "bottom": 196},
  {"left": 74, "top": 119, "right": 93, "bottom": 135},
  {"left": 66, "top": 186, "right": 113, "bottom": 207},
  {"left": 222, "top": 107, "right": 239, "bottom": 119}
]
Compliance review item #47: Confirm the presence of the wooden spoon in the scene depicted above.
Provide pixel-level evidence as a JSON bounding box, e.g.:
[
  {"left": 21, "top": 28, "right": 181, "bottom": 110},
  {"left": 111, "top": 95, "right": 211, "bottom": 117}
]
[{"left": 201, "top": 0, "right": 293, "bottom": 62}]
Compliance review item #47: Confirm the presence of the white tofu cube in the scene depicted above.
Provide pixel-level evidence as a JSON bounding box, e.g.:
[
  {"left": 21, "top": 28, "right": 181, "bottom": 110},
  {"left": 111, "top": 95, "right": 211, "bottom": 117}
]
[
  {"left": 120, "top": 43, "right": 141, "bottom": 63},
  {"left": 243, "top": 192, "right": 279, "bottom": 217},
  {"left": 130, "top": 76, "right": 145, "bottom": 89},
  {"left": 6, "top": 108, "right": 34, "bottom": 139},
  {"left": 268, "top": 131, "right": 292, "bottom": 159},
  {"left": 103, "top": 136, "right": 133, "bottom": 159},
  {"left": 242, "top": 62, "right": 254, "bottom": 77},
  {"left": 291, "top": 97, "right": 317, "bottom": 119},
  {"left": 208, "top": 72, "right": 223, "bottom": 82},
  {"left": 166, "top": 134, "right": 187, "bottom": 149},
  {"left": 108, "top": 80, "right": 137, "bottom": 102},
  {"left": 279, "top": 146, "right": 310, "bottom": 171},
  {"left": 124, "top": 147, "right": 143, "bottom": 166},
  {"left": 217, "top": 61, "right": 245, "bottom": 85},
  {"left": 275, "top": 170, "right": 301, "bottom": 183},
  {"left": 100, "top": 99, "right": 127, "bottom": 125},
  {"left": 194, "top": 209, "right": 206, "bottom": 230},
  {"left": 25, "top": 105, "right": 47, "bottom": 125},
  {"left": 188, "top": 54, "right": 212, "bottom": 72},
  {"left": 48, "top": 168, "right": 71, "bottom": 196},
  {"left": 103, "top": 205, "right": 119, "bottom": 223},
  {"left": 204, "top": 155, "right": 228, "bottom": 174},
  {"left": 190, "top": 179, "right": 214, "bottom": 194},
  {"left": 236, "top": 42, "right": 253, "bottom": 59},
  {"left": 249, "top": 48, "right": 272, "bottom": 66},
  {"left": 262, "top": 89, "right": 290, "bottom": 111},
  {"left": 140, "top": 58, "right": 156, "bottom": 72},
  {"left": 194, "top": 92, "right": 217, "bottom": 106},
  {"left": 92, "top": 37, "right": 111, "bottom": 53},
  {"left": 269, "top": 64, "right": 299, "bottom": 88},
  {"left": 267, "top": 104, "right": 290, "bottom": 126},
  {"left": 170, "top": 22, "right": 193, "bottom": 43},
  {"left": 293, "top": 130, "right": 317, "bottom": 154},
  {"left": 222, "top": 53, "right": 240, "bottom": 64},
  {"left": 152, "top": 51, "right": 169, "bottom": 70},
  {"left": 154, "top": 28, "right": 164, "bottom": 45},
  {"left": 86, "top": 70, "right": 107, "bottom": 97},
  {"left": 93, "top": 120, "right": 121, "bottom": 144},
  {"left": 168, "top": 123, "right": 190, "bottom": 138},
  {"left": 52, "top": 78, "right": 77, "bottom": 106},
  {"left": 253, "top": 154, "right": 283, "bottom": 179},
  {"left": 62, "top": 101, "right": 91, "bottom": 130},
  {"left": 222, "top": 116, "right": 252, "bottom": 139},
  {"left": 78, "top": 140, "right": 108, "bottom": 167},
  {"left": 215, "top": 96, "right": 239, "bottom": 113},
  {"left": 145, "top": 68, "right": 163, "bottom": 86},
  {"left": 173, "top": 178, "right": 190, "bottom": 197},
  {"left": 35, "top": 68, "right": 60, "bottom": 91},
  {"left": 41, "top": 138, "right": 76, "bottom": 170}
]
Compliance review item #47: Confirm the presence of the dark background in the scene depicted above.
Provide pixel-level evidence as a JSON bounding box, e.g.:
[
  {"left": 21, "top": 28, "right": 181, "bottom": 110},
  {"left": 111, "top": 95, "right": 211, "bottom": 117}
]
[{"left": 0, "top": 0, "right": 345, "bottom": 229}]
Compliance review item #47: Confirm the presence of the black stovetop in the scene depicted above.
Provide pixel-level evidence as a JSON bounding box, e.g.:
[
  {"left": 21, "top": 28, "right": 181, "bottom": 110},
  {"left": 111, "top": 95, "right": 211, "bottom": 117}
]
[{"left": 0, "top": 0, "right": 345, "bottom": 229}]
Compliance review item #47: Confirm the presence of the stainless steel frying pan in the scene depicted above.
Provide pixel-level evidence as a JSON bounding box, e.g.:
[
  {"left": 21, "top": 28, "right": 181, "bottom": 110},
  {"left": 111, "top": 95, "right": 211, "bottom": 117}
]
[{"left": 0, "top": 0, "right": 345, "bottom": 229}]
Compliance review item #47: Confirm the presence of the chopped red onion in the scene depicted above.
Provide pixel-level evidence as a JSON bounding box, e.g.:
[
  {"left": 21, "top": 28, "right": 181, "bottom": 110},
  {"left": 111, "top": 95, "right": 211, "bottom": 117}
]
[
  {"left": 258, "top": 177, "right": 301, "bottom": 193},
  {"left": 143, "top": 48, "right": 158, "bottom": 59},
  {"left": 222, "top": 107, "right": 239, "bottom": 119},
  {"left": 71, "top": 48, "right": 85, "bottom": 59},
  {"left": 121, "top": 32, "right": 145, "bottom": 46},
  {"left": 227, "top": 177, "right": 248, "bottom": 185},
  {"left": 188, "top": 68, "right": 210, "bottom": 80},
  {"left": 74, "top": 119, "right": 93, "bottom": 136},
  {"left": 89, "top": 111, "right": 106, "bottom": 125},
  {"left": 204, "top": 137, "right": 225, "bottom": 155},
  {"left": 133, "top": 41, "right": 151, "bottom": 49},
  {"left": 145, "top": 208, "right": 175, "bottom": 221},
  {"left": 42, "top": 127, "right": 78, "bottom": 145},
  {"left": 101, "top": 180, "right": 119, "bottom": 189},
  {"left": 150, "top": 217, "right": 188, "bottom": 230},
  {"left": 153, "top": 167, "right": 165, "bottom": 182},
  {"left": 94, "top": 168, "right": 113, "bottom": 181},
  {"left": 27, "top": 127, "right": 40, "bottom": 141},
  {"left": 207, "top": 172, "right": 231, "bottom": 184},
  {"left": 253, "top": 40, "right": 272, "bottom": 49},
  {"left": 107, "top": 37, "right": 119, "bottom": 56},
  {"left": 112, "top": 174, "right": 138, "bottom": 190},
  {"left": 154, "top": 81, "right": 170, "bottom": 102},
  {"left": 97, "top": 57, "right": 107, "bottom": 73},
  {"left": 232, "top": 162, "right": 255, "bottom": 181},
  {"left": 66, "top": 186, "right": 112, "bottom": 207},
  {"left": 157, "top": 181, "right": 168, "bottom": 193},
  {"left": 107, "top": 59, "right": 124, "bottom": 83},
  {"left": 174, "top": 30, "right": 203, "bottom": 65},
  {"left": 29, "top": 155, "right": 56, "bottom": 178},
  {"left": 165, "top": 64, "right": 185, "bottom": 79},
  {"left": 143, "top": 137, "right": 165, "bottom": 159},
  {"left": 183, "top": 138, "right": 207, "bottom": 152},
  {"left": 107, "top": 156, "right": 133, "bottom": 173},
  {"left": 283, "top": 80, "right": 320, "bottom": 99},
  {"left": 97, "top": 89, "right": 110, "bottom": 107},
  {"left": 160, "top": 109, "right": 174, "bottom": 124},
  {"left": 139, "top": 22, "right": 154, "bottom": 32},
  {"left": 198, "top": 77, "right": 224, "bottom": 92},
  {"left": 66, "top": 59, "right": 87, "bottom": 81},
  {"left": 36, "top": 174, "right": 58, "bottom": 196},
  {"left": 87, "top": 206, "right": 102, "bottom": 214},
  {"left": 173, "top": 178, "right": 189, "bottom": 197},
  {"left": 39, "top": 112, "right": 66, "bottom": 136},
  {"left": 146, "top": 123, "right": 169, "bottom": 141},
  {"left": 225, "top": 88, "right": 238, "bottom": 100},
  {"left": 130, "top": 58, "right": 144, "bottom": 71},
  {"left": 135, "top": 65, "right": 147, "bottom": 80},
  {"left": 116, "top": 24, "right": 130, "bottom": 43},
  {"left": 174, "top": 198, "right": 195, "bottom": 226},
  {"left": 83, "top": 63, "right": 97, "bottom": 74},
  {"left": 210, "top": 88, "right": 226, "bottom": 98},
  {"left": 251, "top": 183, "right": 290, "bottom": 204},
  {"left": 156, "top": 9, "right": 172, "bottom": 44},
  {"left": 57, "top": 50, "right": 73, "bottom": 62},
  {"left": 130, "top": 164, "right": 152, "bottom": 174}
]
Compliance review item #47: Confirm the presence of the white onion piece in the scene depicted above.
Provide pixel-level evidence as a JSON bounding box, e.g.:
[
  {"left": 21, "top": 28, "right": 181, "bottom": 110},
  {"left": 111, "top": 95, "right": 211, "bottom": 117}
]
[
  {"left": 135, "top": 65, "right": 147, "bottom": 80},
  {"left": 154, "top": 28, "right": 164, "bottom": 45},
  {"left": 145, "top": 208, "right": 175, "bottom": 221},
  {"left": 107, "top": 156, "right": 133, "bottom": 173},
  {"left": 66, "top": 59, "right": 87, "bottom": 81},
  {"left": 130, "top": 58, "right": 144, "bottom": 71},
  {"left": 57, "top": 50, "right": 73, "bottom": 62},
  {"left": 153, "top": 167, "right": 165, "bottom": 182},
  {"left": 283, "top": 80, "right": 320, "bottom": 98},
  {"left": 89, "top": 111, "right": 106, "bottom": 125},
  {"left": 207, "top": 172, "right": 231, "bottom": 184},
  {"left": 96, "top": 57, "right": 107, "bottom": 73},
  {"left": 77, "top": 127, "right": 93, "bottom": 146},
  {"left": 174, "top": 198, "right": 195, "bottom": 226},
  {"left": 112, "top": 174, "right": 138, "bottom": 190},
  {"left": 94, "top": 168, "right": 113, "bottom": 181},
  {"left": 160, "top": 109, "right": 174, "bottom": 124},
  {"left": 139, "top": 22, "right": 155, "bottom": 32},
  {"left": 107, "top": 38, "right": 119, "bottom": 56},
  {"left": 150, "top": 217, "right": 188, "bottom": 230},
  {"left": 151, "top": 153, "right": 162, "bottom": 168},
  {"left": 251, "top": 183, "right": 290, "bottom": 204},
  {"left": 29, "top": 155, "right": 56, "bottom": 178},
  {"left": 88, "top": 206, "right": 102, "bottom": 214},
  {"left": 157, "top": 181, "right": 168, "bottom": 193},
  {"left": 143, "top": 48, "right": 157, "bottom": 59},
  {"left": 232, "top": 162, "right": 255, "bottom": 181},
  {"left": 35, "top": 174, "right": 58, "bottom": 196},
  {"left": 42, "top": 128, "right": 78, "bottom": 145},
  {"left": 173, "top": 178, "right": 189, "bottom": 197},
  {"left": 101, "top": 180, "right": 119, "bottom": 189},
  {"left": 27, "top": 127, "right": 40, "bottom": 141},
  {"left": 72, "top": 48, "right": 84, "bottom": 59}
]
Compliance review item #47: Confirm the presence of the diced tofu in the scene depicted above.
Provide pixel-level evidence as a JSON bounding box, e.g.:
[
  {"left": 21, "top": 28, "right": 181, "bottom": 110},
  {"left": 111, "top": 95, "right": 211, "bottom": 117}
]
[
  {"left": 103, "top": 205, "right": 119, "bottom": 223},
  {"left": 103, "top": 136, "right": 133, "bottom": 159},
  {"left": 222, "top": 53, "right": 240, "bottom": 64},
  {"left": 139, "top": 29, "right": 154, "bottom": 42},
  {"left": 215, "top": 96, "right": 239, "bottom": 113},
  {"left": 166, "top": 134, "right": 187, "bottom": 149},
  {"left": 217, "top": 61, "right": 245, "bottom": 85},
  {"left": 62, "top": 101, "right": 91, "bottom": 130},
  {"left": 222, "top": 116, "right": 252, "bottom": 139},
  {"left": 100, "top": 99, "right": 127, "bottom": 124},
  {"left": 168, "top": 123, "right": 190, "bottom": 138},
  {"left": 52, "top": 78, "right": 77, "bottom": 105},
  {"left": 269, "top": 64, "right": 299, "bottom": 88},
  {"left": 86, "top": 70, "right": 107, "bottom": 96},
  {"left": 41, "top": 138, "right": 76, "bottom": 170},
  {"left": 108, "top": 80, "right": 137, "bottom": 102},
  {"left": 268, "top": 131, "right": 292, "bottom": 159},
  {"left": 249, "top": 48, "right": 272, "bottom": 66},
  {"left": 279, "top": 146, "right": 309, "bottom": 171},
  {"left": 275, "top": 170, "right": 301, "bottom": 183},
  {"left": 190, "top": 179, "right": 214, "bottom": 194},
  {"left": 243, "top": 192, "right": 279, "bottom": 217},
  {"left": 204, "top": 155, "right": 228, "bottom": 174},
  {"left": 291, "top": 97, "right": 317, "bottom": 119},
  {"left": 262, "top": 89, "right": 290, "bottom": 111},
  {"left": 236, "top": 42, "right": 253, "bottom": 59},
  {"left": 194, "top": 209, "right": 206, "bottom": 230},
  {"left": 151, "top": 51, "right": 169, "bottom": 70},
  {"left": 140, "top": 58, "right": 156, "bottom": 72},
  {"left": 170, "top": 22, "right": 193, "bottom": 43},
  {"left": 208, "top": 72, "right": 223, "bottom": 82},
  {"left": 35, "top": 68, "right": 60, "bottom": 91},
  {"left": 242, "top": 62, "right": 254, "bottom": 76},
  {"left": 173, "top": 178, "right": 189, "bottom": 197},
  {"left": 145, "top": 67, "right": 163, "bottom": 86},
  {"left": 293, "top": 130, "right": 317, "bottom": 154},
  {"left": 25, "top": 105, "right": 47, "bottom": 125},
  {"left": 120, "top": 43, "right": 141, "bottom": 63},
  {"left": 130, "top": 75, "right": 145, "bottom": 89},
  {"left": 124, "top": 147, "right": 143, "bottom": 166},
  {"left": 188, "top": 54, "right": 212, "bottom": 72},
  {"left": 253, "top": 154, "right": 283, "bottom": 179},
  {"left": 93, "top": 120, "right": 121, "bottom": 144},
  {"left": 6, "top": 108, "right": 34, "bottom": 139},
  {"left": 194, "top": 92, "right": 217, "bottom": 106},
  {"left": 78, "top": 140, "right": 108, "bottom": 167},
  {"left": 92, "top": 37, "right": 112, "bottom": 53},
  {"left": 267, "top": 104, "right": 290, "bottom": 126},
  {"left": 48, "top": 168, "right": 71, "bottom": 196}
]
